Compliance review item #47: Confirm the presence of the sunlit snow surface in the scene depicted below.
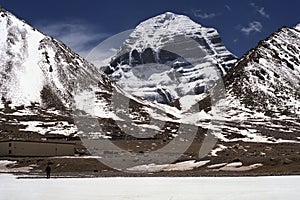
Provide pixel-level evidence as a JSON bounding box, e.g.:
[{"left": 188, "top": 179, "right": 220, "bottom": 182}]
[{"left": 0, "top": 174, "right": 299, "bottom": 200}]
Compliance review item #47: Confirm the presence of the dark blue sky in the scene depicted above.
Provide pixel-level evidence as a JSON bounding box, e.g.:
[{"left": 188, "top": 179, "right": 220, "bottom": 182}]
[{"left": 0, "top": 0, "right": 299, "bottom": 57}]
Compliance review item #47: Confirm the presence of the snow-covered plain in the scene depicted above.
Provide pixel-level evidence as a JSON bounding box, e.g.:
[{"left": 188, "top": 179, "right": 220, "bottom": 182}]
[{"left": 0, "top": 174, "right": 299, "bottom": 200}]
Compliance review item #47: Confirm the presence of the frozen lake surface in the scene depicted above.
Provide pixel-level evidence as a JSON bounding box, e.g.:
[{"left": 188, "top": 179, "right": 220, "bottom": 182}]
[{"left": 0, "top": 174, "right": 299, "bottom": 200}]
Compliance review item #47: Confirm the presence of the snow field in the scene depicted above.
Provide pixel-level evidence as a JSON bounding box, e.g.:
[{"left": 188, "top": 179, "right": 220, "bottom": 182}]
[{"left": 0, "top": 174, "right": 299, "bottom": 200}]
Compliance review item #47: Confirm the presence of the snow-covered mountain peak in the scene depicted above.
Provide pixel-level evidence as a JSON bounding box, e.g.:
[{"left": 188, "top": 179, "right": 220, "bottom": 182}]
[
  {"left": 122, "top": 12, "right": 218, "bottom": 52},
  {"left": 137, "top": 11, "right": 196, "bottom": 29},
  {"left": 105, "top": 12, "right": 237, "bottom": 104},
  {"left": 139, "top": 12, "right": 184, "bottom": 25},
  {"left": 136, "top": 11, "right": 202, "bottom": 34}
]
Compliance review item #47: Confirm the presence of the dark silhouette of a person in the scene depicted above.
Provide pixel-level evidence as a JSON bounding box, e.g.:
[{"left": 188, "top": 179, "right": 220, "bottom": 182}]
[{"left": 45, "top": 164, "right": 51, "bottom": 179}]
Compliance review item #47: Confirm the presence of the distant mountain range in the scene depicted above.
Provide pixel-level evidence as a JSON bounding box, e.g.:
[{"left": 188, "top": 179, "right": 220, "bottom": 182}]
[{"left": 0, "top": 7, "right": 299, "bottom": 174}]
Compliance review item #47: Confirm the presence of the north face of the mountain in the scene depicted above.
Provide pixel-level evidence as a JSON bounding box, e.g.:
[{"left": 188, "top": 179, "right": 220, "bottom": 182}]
[{"left": 104, "top": 12, "right": 237, "bottom": 104}]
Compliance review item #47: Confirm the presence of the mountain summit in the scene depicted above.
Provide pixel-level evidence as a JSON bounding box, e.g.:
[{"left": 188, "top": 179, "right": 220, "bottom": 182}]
[{"left": 104, "top": 12, "right": 237, "bottom": 103}]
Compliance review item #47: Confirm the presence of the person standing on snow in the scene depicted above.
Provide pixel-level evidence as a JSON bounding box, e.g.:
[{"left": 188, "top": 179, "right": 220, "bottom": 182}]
[{"left": 45, "top": 164, "right": 51, "bottom": 179}]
